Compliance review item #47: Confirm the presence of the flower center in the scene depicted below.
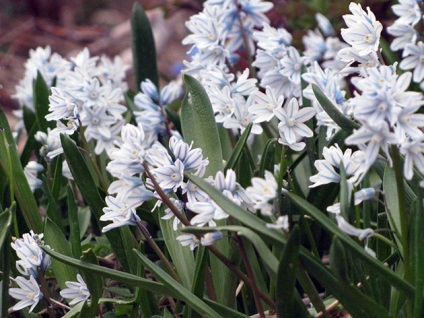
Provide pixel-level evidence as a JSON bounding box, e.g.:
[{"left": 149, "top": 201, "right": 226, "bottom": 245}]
[
  {"left": 364, "top": 33, "right": 376, "bottom": 43},
  {"left": 266, "top": 103, "right": 274, "bottom": 110},
  {"left": 293, "top": 63, "right": 301, "bottom": 71},
  {"left": 171, "top": 173, "right": 180, "bottom": 181},
  {"left": 289, "top": 118, "right": 296, "bottom": 126}
]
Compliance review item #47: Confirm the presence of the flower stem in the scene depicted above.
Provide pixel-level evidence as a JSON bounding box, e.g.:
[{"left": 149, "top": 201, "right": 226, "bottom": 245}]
[
  {"left": 236, "top": 235, "right": 265, "bottom": 318},
  {"left": 135, "top": 219, "right": 181, "bottom": 283},
  {"left": 143, "top": 162, "right": 275, "bottom": 308}
]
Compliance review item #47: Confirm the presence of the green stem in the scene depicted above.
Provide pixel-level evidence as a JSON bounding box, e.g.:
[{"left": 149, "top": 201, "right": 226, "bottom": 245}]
[{"left": 391, "top": 145, "right": 411, "bottom": 316}]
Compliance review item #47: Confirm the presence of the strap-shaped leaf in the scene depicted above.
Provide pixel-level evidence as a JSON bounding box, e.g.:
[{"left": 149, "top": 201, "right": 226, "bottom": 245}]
[
  {"left": 131, "top": 3, "right": 159, "bottom": 89},
  {"left": 287, "top": 191, "right": 415, "bottom": 300},
  {"left": 301, "top": 247, "right": 389, "bottom": 318},
  {"left": 42, "top": 247, "right": 170, "bottom": 295},
  {"left": 44, "top": 218, "right": 79, "bottom": 290},
  {"left": 224, "top": 123, "right": 252, "bottom": 171},
  {"left": 185, "top": 174, "right": 285, "bottom": 247},
  {"left": 312, "top": 84, "right": 360, "bottom": 134},
  {"left": 0, "top": 107, "right": 42, "bottom": 233},
  {"left": 276, "top": 226, "right": 308, "bottom": 317},
  {"left": 134, "top": 249, "right": 221, "bottom": 317},
  {"left": 158, "top": 208, "right": 195, "bottom": 289},
  {"left": 181, "top": 74, "right": 223, "bottom": 177},
  {"left": 183, "top": 225, "right": 279, "bottom": 281},
  {"left": 60, "top": 134, "right": 137, "bottom": 273},
  {"left": 80, "top": 249, "right": 103, "bottom": 318},
  {"left": 0, "top": 207, "right": 12, "bottom": 248},
  {"left": 33, "top": 71, "right": 54, "bottom": 132}
]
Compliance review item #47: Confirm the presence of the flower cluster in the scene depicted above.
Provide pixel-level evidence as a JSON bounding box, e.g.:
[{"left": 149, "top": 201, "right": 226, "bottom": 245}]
[{"left": 387, "top": 0, "right": 424, "bottom": 86}]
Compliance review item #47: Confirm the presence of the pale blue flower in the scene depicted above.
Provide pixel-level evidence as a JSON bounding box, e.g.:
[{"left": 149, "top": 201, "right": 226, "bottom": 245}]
[
  {"left": 275, "top": 97, "right": 315, "bottom": 149},
  {"left": 60, "top": 274, "right": 91, "bottom": 306},
  {"left": 9, "top": 275, "right": 43, "bottom": 313},
  {"left": 340, "top": 3, "right": 382, "bottom": 56},
  {"left": 400, "top": 42, "right": 424, "bottom": 83},
  {"left": 101, "top": 196, "right": 140, "bottom": 233}
]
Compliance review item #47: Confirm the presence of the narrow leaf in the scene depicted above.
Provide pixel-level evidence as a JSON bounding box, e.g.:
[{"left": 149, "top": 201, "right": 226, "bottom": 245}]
[
  {"left": 61, "top": 134, "right": 136, "bottom": 273},
  {"left": 224, "top": 123, "right": 252, "bottom": 171},
  {"left": 0, "top": 108, "right": 42, "bottom": 233},
  {"left": 276, "top": 226, "right": 305, "bottom": 317},
  {"left": 44, "top": 218, "right": 78, "bottom": 290},
  {"left": 134, "top": 249, "right": 221, "bottom": 317},
  {"left": 33, "top": 71, "right": 54, "bottom": 132},
  {"left": 287, "top": 191, "right": 415, "bottom": 299},
  {"left": 131, "top": 3, "right": 159, "bottom": 89},
  {"left": 186, "top": 174, "right": 285, "bottom": 247},
  {"left": 181, "top": 74, "right": 223, "bottom": 177},
  {"left": 42, "top": 247, "right": 170, "bottom": 295},
  {"left": 158, "top": 209, "right": 195, "bottom": 289},
  {"left": 312, "top": 84, "right": 359, "bottom": 134}
]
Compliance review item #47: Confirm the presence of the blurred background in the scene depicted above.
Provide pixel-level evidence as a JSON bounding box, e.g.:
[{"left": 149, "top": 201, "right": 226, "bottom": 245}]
[{"left": 0, "top": 0, "right": 394, "bottom": 114}]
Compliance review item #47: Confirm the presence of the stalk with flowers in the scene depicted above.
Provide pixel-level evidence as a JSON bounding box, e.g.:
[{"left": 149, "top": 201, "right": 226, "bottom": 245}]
[{"left": 0, "top": 0, "right": 423, "bottom": 317}]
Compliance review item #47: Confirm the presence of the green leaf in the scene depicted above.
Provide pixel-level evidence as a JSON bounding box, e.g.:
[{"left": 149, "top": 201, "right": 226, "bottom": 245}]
[
  {"left": 224, "top": 123, "right": 252, "bottom": 171},
  {"left": 412, "top": 185, "right": 424, "bottom": 317},
  {"left": 259, "top": 138, "right": 277, "bottom": 178},
  {"left": 217, "top": 124, "right": 233, "bottom": 161},
  {"left": 301, "top": 252, "right": 389, "bottom": 318},
  {"left": 44, "top": 218, "right": 78, "bottom": 290},
  {"left": 0, "top": 108, "right": 42, "bottom": 233},
  {"left": 183, "top": 225, "right": 278, "bottom": 281},
  {"left": 330, "top": 237, "right": 350, "bottom": 283},
  {"left": 61, "top": 134, "right": 137, "bottom": 273},
  {"left": 312, "top": 84, "right": 360, "bottom": 134},
  {"left": 80, "top": 249, "right": 103, "bottom": 318},
  {"left": 287, "top": 192, "right": 415, "bottom": 300},
  {"left": 20, "top": 106, "right": 39, "bottom": 166},
  {"left": 383, "top": 165, "right": 403, "bottom": 251},
  {"left": 133, "top": 249, "right": 221, "bottom": 317},
  {"left": 276, "top": 226, "right": 307, "bottom": 317},
  {"left": 67, "top": 187, "right": 82, "bottom": 258},
  {"left": 203, "top": 298, "right": 249, "bottom": 318},
  {"left": 158, "top": 209, "right": 195, "bottom": 289},
  {"left": 62, "top": 301, "right": 84, "bottom": 318},
  {"left": 185, "top": 174, "right": 285, "bottom": 247},
  {"left": 339, "top": 162, "right": 350, "bottom": 221},
  {"left": 33, "top": 71, "right": 54, "bottom": 132},
  {"left": 181, "top": 74, "right": 223, "bottom": 177},
  {"left": 0, "top": 208, "right": 12, "bottom": 318},
  {"left": 0, "top": 207, "right": 13, "bottom": 249},
  {"left": 131, "top": 3, "right": 159, "bottom": 89},
  {"left": 42, "top": 174, "right": 63, "bottom": 230},
  {"left": 42, "top": 247, "right": 170, "bottom": 295}
]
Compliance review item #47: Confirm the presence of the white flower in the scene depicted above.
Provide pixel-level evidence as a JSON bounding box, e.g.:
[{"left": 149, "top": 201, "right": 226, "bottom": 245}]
[
  {"left": 279, "top": 46, "right": 305, "bottom": 84},
  {"left": 392, "top": 0, "right": 422, "bottom": 26},
  {"left": 162, "top": 198, "right": 185, "bottom": 231},
  {"left": 200, "top": 231, "right": 223, "bottom": 246},
  {"left": 266, "top": 215, "right": 289, "bottom": 231},
  {"left": 400, "top": 42, "right": 424, "bottom": 83},
  {"left": 309, "top": 144, "right": 365, "bottom": 189},
  {"left": 275, "top": 97, "right": 316, "bottom": 150},
  {"left": 23, "top": 161, "right": 44, "bottom": 192},
  {"left": 100, "top": 196, "right": 140, "bottom": 233},
  {"left": 340, "top": 3, "right": 382, "bottom": 56},
  {"left": 249, "top": 86, "right": 284, "bottom": 123},
  {"left": 9, "top": 275, "right": 43, "bottom": 313},
  {"left": 60, "top": 274, "right": 91, "bottom": 306},
  {"left": 400, "top": 138, "right": 424, "bottom": 180},
  {"left": 11, "top": 231, "right": 51, "bottom": 277},
  {"left": 176, "top": 234, "right": 199, "bottom": 250},
  {"left": 246, "top": 171, "right": 278, "bottom": 215}
]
